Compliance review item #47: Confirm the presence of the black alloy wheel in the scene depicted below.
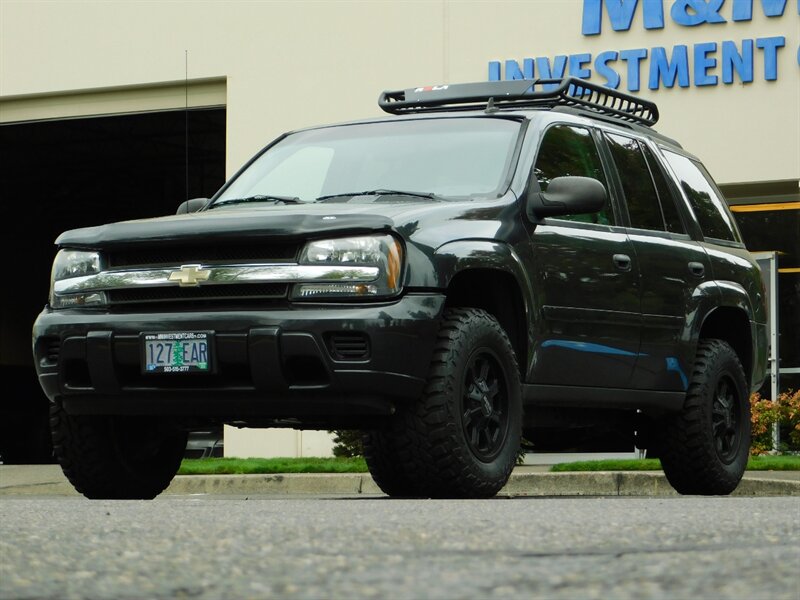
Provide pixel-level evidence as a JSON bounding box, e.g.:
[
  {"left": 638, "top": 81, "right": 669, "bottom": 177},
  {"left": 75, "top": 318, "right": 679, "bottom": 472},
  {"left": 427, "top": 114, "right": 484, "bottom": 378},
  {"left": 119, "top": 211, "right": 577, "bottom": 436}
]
[
  {"left": 711, "top": 375, "right": 743, "bottom": 464},
  {"left": 461, "top": 349, "right": 509, "bottom": 462}
]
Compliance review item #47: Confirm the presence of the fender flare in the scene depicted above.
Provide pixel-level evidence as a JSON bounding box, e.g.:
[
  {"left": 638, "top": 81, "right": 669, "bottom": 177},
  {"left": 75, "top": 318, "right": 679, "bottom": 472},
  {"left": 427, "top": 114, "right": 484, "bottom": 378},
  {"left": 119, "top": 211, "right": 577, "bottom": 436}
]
[{"left": 690, "top": 280, "right": 762, "bottom": 388}]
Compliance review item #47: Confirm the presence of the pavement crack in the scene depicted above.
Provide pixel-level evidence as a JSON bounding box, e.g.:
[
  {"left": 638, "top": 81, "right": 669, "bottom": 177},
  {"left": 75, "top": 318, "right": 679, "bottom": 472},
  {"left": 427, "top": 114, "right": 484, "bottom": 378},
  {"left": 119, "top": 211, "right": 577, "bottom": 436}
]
[{"left": 512, "top": 541, "right": 798, "bottom": 560}]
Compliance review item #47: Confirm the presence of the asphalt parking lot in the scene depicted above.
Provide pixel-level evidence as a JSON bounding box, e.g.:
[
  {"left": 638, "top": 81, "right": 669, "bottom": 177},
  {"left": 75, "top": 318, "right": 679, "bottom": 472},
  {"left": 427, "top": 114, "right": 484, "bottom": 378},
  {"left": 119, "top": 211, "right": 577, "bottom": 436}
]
[{"left": 2, "top": 495, "right": 798, "bottom": 599}]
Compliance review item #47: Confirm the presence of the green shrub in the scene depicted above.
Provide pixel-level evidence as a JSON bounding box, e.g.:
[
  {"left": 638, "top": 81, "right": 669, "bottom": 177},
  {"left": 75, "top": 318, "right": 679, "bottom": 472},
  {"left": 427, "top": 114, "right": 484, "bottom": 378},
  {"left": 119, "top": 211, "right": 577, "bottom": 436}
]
[
  {"left": 330, "top": 430, "right": 364, "bottom": 457},
  {"left": 750, "top": 389, "right": 800, "bottom": 454}
]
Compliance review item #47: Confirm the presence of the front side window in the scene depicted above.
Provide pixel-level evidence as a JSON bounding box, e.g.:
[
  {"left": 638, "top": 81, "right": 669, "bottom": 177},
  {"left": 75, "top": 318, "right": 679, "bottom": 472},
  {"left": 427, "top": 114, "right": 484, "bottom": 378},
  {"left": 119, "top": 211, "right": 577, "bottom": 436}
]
[
  {"left": 662, "top": 151, "right": 741, "bottom": 242},
  {"left": 605, "top": 133, "right": 664, "bottom": 231},
  {"left": 534, "top": 125, "right": 613, "bottom": 225},
  {"left": 213, "top": 118, "right": 522, "bottom": 204}
]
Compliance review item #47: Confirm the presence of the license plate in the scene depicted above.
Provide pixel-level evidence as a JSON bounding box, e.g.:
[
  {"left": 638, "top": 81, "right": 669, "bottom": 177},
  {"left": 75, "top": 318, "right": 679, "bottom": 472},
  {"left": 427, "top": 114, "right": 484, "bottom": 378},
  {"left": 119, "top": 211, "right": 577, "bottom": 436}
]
[{"left": 142, "top": 332, "right": 212, "bottom": 373}]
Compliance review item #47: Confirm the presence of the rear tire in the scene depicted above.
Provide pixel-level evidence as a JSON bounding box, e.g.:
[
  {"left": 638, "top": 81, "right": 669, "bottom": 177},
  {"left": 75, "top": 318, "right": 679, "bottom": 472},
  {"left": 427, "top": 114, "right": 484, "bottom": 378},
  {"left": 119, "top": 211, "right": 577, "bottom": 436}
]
[
  {"left": 658, "top": 339, "right": 750, "bottom": 495},
  {"left": 365, "top": 308, "right": 521, "bottom": 498},
  {"left": 50, "top": 399, "right": 187, "bottom": 499}
]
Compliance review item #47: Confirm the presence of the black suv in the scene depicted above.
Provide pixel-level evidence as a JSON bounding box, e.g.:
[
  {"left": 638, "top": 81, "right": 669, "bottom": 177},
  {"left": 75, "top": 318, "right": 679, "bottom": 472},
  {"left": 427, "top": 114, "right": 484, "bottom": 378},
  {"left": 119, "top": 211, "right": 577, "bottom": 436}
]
[{"left": 33, "top": 78, "right": 768, "bottom": 499}]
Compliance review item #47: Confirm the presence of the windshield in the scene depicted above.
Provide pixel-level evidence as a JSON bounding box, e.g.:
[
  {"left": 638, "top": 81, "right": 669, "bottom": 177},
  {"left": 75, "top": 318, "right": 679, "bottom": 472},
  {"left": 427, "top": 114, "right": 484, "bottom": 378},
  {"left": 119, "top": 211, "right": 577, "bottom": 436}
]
[{"left": 212, "top": 118, "right": 522, "bottom": 205}]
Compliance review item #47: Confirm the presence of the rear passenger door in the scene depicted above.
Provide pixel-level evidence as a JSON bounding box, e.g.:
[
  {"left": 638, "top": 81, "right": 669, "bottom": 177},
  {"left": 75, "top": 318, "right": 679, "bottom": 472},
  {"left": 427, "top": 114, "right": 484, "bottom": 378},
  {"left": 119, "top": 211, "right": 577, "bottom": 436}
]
[
  {"left": 529, "top": 124, "right": 640, "bottom": 388},
  {"left": 602, "top": 132, "right": 710, "bottom": 392}
]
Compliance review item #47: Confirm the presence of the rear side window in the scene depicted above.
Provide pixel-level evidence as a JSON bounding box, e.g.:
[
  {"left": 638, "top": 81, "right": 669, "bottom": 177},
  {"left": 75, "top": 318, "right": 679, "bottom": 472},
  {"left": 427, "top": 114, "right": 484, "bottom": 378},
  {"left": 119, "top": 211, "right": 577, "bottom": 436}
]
[
  {"left": 605, "top": 133, "right": 664, "bottom": 230},
  {"left": 663, "top": 151, "right": 741, "bottom": 242},
  {"left": 641, "top": 144, "right": 685, "bottom": 234},
  {"left": 534, "top": 125, "right": 613, "bottom": 225}
]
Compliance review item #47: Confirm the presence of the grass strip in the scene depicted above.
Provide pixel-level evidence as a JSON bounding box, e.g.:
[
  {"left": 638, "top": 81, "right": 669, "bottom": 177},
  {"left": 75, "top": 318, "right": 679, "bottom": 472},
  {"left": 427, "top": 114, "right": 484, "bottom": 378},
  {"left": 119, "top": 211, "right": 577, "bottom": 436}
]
[
  {"left": 178, "top": 456, "right": 368, "bottom": 475},
  {"left": 550, "top": 459, "right": 661, "bottom": 472},
  {"left": 745, "top": 455, "right": 800, "bottom": 471},
  {"left": 549, "top": 455, "right": 800, "bottom": 472},
  {"left": 178, "top": 454, "right": 799, "bottom": 475}
]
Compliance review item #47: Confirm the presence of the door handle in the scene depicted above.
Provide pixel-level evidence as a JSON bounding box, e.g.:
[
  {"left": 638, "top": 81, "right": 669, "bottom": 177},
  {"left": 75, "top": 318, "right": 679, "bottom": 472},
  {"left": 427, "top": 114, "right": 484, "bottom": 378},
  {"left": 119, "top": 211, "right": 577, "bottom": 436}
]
[
  {"left": 613, "top": 254, "right": 632, "bottom": 272},
  {"left": 688, "top": 261, "right": 705, "bottom": 278}
]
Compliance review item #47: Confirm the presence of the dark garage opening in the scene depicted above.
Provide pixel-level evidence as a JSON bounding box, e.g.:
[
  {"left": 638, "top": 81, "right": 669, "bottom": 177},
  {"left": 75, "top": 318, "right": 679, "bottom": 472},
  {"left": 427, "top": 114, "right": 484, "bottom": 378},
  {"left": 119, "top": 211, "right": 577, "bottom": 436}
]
[{"left": 0, "top": 107, "right": 226, "bottom": 462}]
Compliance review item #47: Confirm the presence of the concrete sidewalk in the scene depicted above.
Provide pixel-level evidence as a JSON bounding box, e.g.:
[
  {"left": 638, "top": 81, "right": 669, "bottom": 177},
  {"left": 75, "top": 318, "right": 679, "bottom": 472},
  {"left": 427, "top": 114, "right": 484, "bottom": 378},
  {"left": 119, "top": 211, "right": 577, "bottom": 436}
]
[{"left": 2, "top": 464, "right": 798, "bottom": 497}]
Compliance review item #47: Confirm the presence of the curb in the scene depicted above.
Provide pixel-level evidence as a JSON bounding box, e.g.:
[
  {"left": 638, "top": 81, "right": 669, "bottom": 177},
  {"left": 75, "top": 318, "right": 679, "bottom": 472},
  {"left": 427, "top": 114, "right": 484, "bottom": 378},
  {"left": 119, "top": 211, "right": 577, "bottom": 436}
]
[
  {"left": 156, "top": 471, "right": 800, "bottom": 497},
  {"left": 166, "top": 473, "right": 381, "bottom": 496},
  {"left": 500, "top": 472, "right": 800, "bottom": 497},
  {"left": 2, "top": 469, "right": 798, "bottom": 497}
]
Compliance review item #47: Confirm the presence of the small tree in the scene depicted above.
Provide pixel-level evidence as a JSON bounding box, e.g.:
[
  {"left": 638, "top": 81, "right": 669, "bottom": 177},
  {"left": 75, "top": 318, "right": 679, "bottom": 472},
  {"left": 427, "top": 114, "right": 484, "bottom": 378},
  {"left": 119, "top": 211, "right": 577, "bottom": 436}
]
[{"left": 330, "top": 430, "right": 364, "bottom": 458}]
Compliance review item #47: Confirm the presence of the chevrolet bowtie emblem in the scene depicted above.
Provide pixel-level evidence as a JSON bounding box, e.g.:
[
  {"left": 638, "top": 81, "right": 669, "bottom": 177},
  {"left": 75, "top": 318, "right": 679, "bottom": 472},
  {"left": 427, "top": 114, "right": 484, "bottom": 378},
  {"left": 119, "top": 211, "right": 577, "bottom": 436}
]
[{"left": 168, "top": 264, "right": 211, "bottom": 287}]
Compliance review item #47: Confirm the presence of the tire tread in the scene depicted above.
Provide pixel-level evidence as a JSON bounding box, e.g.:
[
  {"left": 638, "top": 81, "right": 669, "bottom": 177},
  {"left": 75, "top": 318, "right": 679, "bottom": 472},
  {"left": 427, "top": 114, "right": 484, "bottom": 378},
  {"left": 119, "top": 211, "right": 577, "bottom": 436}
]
[
  {"left": 658, "top": 338, "right": 750, "bottom": 495},
  {"left": 365, "top": 307, "right": 521, "bottom": 498}
]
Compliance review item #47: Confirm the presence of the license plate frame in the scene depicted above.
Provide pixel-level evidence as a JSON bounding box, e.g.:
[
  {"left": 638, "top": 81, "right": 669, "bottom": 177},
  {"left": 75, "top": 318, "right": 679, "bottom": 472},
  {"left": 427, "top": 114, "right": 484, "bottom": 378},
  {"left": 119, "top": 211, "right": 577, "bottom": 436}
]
[{"left": 141, "top": 331, "right": 214, "bottom": 374}]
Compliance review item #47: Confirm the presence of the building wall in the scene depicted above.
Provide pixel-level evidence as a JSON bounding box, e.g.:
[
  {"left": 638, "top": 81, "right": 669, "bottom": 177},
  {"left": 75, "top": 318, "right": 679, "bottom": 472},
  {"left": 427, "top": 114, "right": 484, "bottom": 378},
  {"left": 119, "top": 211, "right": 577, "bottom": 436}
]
[
  {"left": 224, "top": 428, "right": 335, "bottom": 459},
  {"left": 2, "top": 1, "right": 798, "bottom": 185},
  {"left": 2, "top": 0, "right": 798, "bottom": 457}
]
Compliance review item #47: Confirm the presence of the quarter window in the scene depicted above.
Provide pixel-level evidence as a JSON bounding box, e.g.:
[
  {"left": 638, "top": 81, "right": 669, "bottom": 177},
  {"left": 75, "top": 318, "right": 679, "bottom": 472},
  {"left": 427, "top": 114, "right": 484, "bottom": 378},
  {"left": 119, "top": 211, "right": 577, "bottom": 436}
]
[
  {"left": 534, "top": 125, "right": 613, "bottom": 225},
  {"left": 605, "top": 133, "right": 664, "bottom": 231},
  {"left": 663, "top": 151, "right": 741, "bottom": 242}
]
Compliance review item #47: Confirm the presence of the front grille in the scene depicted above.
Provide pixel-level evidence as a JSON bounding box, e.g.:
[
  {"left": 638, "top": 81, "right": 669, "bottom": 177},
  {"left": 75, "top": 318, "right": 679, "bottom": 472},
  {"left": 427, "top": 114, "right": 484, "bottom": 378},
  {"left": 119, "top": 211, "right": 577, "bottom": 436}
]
[
  {"left": 327, "top": 332, "right": 370, "bottom": 360},
  {"left": 107, "top": 283, "right": 288, "bottom": 305},
  {"left": 106, "top": 243, "right": 299, "bottom": 268}
]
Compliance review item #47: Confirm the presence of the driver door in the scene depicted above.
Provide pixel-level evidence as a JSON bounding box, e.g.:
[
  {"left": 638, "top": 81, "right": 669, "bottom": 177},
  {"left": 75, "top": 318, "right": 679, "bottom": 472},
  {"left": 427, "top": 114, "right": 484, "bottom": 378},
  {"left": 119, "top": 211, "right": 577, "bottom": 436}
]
[{"left": 528, "top": 124, "right": 641, "bottom": 388}]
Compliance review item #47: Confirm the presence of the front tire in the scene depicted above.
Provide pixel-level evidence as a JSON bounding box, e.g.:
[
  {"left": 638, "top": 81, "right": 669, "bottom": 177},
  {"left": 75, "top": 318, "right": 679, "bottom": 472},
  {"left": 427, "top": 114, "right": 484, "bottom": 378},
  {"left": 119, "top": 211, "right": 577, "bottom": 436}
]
[
  {"left": 658, "top": 339, "right": 750, "bottom": 495},
  {"left": 365, "top": 308, "right": 522, "bottom": 498},
  {"left": 362, "top": 428, "right": 423, "bottom": 497},
  {"left": 50, "top": 399, "right": 187, "bottom": 499}
]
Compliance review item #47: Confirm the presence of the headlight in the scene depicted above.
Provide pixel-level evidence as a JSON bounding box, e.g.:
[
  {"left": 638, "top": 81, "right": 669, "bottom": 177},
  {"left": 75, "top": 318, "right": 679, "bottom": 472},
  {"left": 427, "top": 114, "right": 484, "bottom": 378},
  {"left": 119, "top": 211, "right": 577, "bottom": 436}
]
[
  {"left": 292, "top": 235, "right": 403, "bottom": 300},
  {"left": 49, "top": 249, "right": 107, "bottom": 308}
]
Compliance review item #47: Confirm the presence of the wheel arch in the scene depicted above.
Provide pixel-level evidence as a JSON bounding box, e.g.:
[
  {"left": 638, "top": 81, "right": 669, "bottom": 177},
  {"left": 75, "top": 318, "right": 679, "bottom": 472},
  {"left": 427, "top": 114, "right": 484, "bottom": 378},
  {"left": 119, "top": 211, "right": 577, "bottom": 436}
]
[
  {"left": 696, "top": 305, "right": 753, "bottom": 389},
  {"left": 433, "top": 241, "right": 533, "bottom": 374}
]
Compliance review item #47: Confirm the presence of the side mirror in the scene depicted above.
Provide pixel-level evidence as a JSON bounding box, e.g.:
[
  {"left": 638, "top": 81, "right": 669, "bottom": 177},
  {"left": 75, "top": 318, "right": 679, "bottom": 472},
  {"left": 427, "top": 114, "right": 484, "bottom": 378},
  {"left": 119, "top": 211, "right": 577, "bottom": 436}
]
[
  {"left": 176, "top": 197, "right": 209, "bottom": 214},
  {"left": 527, "top": 176, "right": 606, "bottom": 220}
]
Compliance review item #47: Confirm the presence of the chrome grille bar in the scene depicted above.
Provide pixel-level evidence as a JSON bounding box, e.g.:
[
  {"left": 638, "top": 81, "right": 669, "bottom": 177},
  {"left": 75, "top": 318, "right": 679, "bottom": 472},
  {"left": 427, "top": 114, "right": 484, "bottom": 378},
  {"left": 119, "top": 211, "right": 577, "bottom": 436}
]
[{"left": 54, "top": 264, "right": 380, "bottom": 295}]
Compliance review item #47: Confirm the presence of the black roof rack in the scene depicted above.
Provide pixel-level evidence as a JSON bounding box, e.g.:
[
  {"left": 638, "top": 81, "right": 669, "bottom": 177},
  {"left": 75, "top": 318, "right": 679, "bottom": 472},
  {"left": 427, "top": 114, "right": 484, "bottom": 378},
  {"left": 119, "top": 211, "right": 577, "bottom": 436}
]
[{"left": 379, "top": 78, "right": 659, "bottom": 126}]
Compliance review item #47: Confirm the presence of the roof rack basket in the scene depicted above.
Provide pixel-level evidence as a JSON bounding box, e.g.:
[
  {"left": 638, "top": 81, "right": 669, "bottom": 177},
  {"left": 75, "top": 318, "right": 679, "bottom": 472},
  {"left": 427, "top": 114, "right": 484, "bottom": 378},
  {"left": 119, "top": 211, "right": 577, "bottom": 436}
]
[{"left": 379, "top": 78, "right": 659, "bottom": 126}]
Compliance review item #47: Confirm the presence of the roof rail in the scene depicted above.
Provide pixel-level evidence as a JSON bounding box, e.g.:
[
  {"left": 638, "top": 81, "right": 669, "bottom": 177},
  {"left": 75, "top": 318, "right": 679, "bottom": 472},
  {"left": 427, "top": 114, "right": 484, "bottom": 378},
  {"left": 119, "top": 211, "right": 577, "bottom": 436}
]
[{"left": 379, "top": 78, "right": 659, "bottom": 126}]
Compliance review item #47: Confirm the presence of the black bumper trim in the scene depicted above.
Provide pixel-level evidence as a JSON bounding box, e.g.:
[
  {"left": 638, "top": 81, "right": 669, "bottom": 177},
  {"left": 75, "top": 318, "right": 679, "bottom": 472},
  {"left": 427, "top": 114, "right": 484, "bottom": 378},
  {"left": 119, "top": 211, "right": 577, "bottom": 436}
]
[{"left": 249, "top": 327, "right": 286, "bottom": 392}]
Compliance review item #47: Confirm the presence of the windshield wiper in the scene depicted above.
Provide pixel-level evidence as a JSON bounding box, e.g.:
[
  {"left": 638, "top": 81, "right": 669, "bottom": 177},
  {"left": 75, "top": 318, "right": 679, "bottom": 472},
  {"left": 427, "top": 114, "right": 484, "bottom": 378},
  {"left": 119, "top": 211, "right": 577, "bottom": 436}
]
[
  {"left": 315, "top": 189, "right": 438, "bottom": 202},
  {"left": 210, "top": 195, "right": 303, "bottom": 208}
]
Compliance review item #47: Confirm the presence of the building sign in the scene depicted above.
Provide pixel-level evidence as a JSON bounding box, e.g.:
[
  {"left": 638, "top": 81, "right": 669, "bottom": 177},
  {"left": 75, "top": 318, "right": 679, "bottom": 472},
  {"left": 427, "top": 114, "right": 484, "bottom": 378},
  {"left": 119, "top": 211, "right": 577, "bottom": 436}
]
[{"left": 488, "top": 0, "right": 799, "bottom": 91}]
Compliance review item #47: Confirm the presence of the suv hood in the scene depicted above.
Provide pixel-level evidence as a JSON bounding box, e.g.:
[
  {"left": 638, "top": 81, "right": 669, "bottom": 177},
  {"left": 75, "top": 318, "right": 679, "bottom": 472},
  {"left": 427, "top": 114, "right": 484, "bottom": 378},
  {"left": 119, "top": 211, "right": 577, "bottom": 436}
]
[{"left": 54, "top": 202, "right": 447, "bottom": 247}]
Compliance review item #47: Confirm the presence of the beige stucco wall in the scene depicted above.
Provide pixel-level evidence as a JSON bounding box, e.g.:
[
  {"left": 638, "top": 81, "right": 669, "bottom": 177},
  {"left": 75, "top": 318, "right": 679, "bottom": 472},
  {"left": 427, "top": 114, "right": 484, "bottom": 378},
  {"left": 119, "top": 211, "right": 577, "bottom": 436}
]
[
  {"left": 2, "top": 1, "right": 798, "bottom": 457},
  {"left": 223, "top": 426, "right": 335, "bottom": 459},
  {"left": 2, "top": 0, "right": 798, "bottom": 185}
]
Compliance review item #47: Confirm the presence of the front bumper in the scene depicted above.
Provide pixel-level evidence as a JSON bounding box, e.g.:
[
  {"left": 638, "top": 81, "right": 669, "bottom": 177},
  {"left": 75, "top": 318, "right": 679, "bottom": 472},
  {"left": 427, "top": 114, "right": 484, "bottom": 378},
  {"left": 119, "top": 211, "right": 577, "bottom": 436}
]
[{"left": 32, "top": 293, "right": 446, "bottom": 421}]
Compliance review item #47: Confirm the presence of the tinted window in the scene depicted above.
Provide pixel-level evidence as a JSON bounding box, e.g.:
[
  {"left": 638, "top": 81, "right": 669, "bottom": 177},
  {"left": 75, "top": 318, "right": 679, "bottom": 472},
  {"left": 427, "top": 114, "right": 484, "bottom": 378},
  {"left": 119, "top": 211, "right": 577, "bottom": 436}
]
[
  {"left": 605, "top": 133, "right": 664, "bottom": 230},
  {"left": 663, "top": 151, "right": 741, "bottom": 242},
  {"left": 534, "top": 125, "right": 613, "bottom": 225},
  {"left": 641, "top": 144, "right": 686, "bottom": 234}
]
